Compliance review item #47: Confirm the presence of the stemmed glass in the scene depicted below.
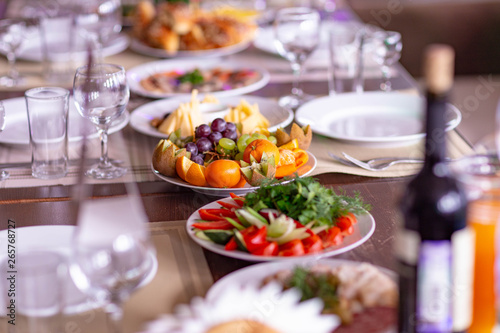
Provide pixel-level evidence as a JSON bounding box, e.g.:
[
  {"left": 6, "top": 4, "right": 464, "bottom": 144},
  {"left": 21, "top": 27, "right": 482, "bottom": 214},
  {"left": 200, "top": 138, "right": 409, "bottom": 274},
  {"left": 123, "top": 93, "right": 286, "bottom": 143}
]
[
  {"left": 371, "top": 30, "right": 402, "bottom": 92},
  {"left": 73, "top": 63, "right": 129, "bottom": 179},
  {"left": 0, "top": 101, "right": 8, "bottom": 180},
  {"left": 274, "top": 7, "right": 321, "bottom": 109},
  {"left": 0, "top": 18, "right": 27, "bottom": 87}
]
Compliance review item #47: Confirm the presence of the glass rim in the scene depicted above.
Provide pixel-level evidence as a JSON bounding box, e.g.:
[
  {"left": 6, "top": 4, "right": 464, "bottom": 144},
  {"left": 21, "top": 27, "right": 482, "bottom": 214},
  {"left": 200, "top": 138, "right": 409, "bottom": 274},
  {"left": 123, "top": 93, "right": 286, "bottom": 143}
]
[
  {"left": 75, "top": 63, "right": 126, "bottom": 77},
  {"left": 25, "top": 87, "right": 70, "bottom": 100},
  {"left": 275, "top": 6, "right": 320, "bottom": 18}
]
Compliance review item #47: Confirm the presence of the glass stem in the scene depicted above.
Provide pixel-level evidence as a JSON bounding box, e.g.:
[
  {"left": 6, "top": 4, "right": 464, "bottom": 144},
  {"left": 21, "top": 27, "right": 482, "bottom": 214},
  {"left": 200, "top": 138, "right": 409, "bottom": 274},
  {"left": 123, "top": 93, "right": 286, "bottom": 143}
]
[
  {"left": 104, "top": 300, "right": 124, "bottom": 333},
  {"left": 98, "top": 127, "right": 112, "bottom": 168},
  {"left": 290, "top": 62, "right": 303, "bottom": 98},
  {"left": 381, "top": 64, "right": 392, "bottom": 92},
  {"left": 6, "top": 51, "right": 18, "bottom": 82}
]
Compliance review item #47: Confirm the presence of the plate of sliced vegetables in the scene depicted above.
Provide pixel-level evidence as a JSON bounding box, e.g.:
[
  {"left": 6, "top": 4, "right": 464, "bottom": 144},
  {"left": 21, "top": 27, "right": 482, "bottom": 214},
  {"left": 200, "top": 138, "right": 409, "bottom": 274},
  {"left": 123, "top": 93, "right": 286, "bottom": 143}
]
[{"left": 186, "top": 177, "right": 375, "bottom": 261}]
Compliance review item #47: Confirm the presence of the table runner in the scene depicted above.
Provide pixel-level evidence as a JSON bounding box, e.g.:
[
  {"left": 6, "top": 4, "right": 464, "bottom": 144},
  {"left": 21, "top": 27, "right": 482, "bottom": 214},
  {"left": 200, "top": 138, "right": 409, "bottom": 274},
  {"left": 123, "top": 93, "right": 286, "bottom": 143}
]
[{"left": 0, "top": 220, "right": 213, "bottom": 333}]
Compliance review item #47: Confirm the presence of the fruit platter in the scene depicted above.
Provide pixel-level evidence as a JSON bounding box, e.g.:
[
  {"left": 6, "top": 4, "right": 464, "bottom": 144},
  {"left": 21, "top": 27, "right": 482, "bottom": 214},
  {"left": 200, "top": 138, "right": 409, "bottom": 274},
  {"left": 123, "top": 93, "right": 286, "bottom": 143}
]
[
  {"left": 186, "top": 177, "right": 375, "bottom": 261},
  {"left": 151, "top": 92, "right": 316, "bottom": 195}
]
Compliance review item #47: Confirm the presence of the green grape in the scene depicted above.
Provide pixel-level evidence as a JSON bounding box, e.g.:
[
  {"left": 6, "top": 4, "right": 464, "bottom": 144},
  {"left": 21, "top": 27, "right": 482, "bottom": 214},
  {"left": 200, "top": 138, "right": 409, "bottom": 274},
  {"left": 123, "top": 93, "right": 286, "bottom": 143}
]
[
  {"left": 268, "top": 135, "right": 277, "bottom": 145},
  {"left": 237, "top": 134, "right": 250, "bottom": 152},
  {"left": 234, "top": 152, "right": 244, "bottom": 161},
  {"left": 216, "top": 145, "right": 232, "bottom": 155},
  {"left": 219, "top": 138, "right": 236, "bottom": 150},
  {"left": 246, "top": 136, "right": 257, "bottom": 145}
]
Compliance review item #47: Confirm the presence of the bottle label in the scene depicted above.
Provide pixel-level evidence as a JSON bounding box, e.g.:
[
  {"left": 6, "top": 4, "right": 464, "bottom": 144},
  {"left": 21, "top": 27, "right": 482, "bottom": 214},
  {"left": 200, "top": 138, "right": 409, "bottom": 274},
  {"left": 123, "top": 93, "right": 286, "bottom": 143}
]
[
  {"left": 395, "top": 229, "right": 420, "bottom": 265},
  {"left": 417, "top": 240, "right": 453, "bottom": 332},
  {"left": 452, "top": 228, "right": 474, "bottom": 331}
]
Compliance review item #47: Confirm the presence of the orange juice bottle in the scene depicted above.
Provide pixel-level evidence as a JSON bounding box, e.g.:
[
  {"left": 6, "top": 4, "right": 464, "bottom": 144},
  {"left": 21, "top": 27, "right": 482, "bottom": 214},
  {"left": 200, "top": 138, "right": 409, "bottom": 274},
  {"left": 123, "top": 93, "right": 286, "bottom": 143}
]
[{"left": 467, "top": 199, "right": 500, "bottom": 333}]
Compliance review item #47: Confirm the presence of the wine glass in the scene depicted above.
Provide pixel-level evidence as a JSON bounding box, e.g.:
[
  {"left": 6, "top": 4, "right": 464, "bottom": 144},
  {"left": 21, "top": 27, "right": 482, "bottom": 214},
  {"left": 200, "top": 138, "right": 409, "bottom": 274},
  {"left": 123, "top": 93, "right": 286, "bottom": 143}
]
[
  {"left": 70, "top": 193, "right": 155, "bottom": 333},
  {"left": 0, "top": 101, "right": 8, "bottom": 180},
  {"left": 73, "top": 63, "right": 129, "bottom": 179},
  {"left": 74, "top": 0, "right": 122, "bottom": 63},
  {"left": 371, "top": 30, "right": 402, "bottom": 92},
  {"left": 274, "top": 7, "right": 321, "bottom": 109},
  {"left": 0, "top": 18, "right": 27, "bottom": 87}
]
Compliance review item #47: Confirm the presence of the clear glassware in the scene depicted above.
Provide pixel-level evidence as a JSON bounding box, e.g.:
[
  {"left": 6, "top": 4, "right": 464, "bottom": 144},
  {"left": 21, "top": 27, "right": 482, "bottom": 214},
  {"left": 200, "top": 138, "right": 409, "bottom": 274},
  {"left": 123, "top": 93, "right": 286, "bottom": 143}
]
[
  {"left": 74, "top": 0, "right": 122, "bottom": 63},
  {"left": 73, "top": 63, "right": 129, "bottom": 179},
  {"left": 0, "top": 101, "right": 8, "bottom": 180},
  {"left": 274, "top": 7, "right": 321, "bottom": 109},
  {"left": 0, "top": 18, "right": 27, "bottom": 87},
  {"left": 371, "top": 30, "right": 402, "bottom": 92}
]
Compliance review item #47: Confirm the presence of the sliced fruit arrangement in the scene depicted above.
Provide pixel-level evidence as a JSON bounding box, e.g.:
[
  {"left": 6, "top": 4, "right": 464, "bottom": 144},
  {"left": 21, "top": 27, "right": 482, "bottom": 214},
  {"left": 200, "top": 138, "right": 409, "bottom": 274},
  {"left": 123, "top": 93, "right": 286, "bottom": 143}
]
[
  {"left": 276, "top": 123, "right": 313, "bottom": 150},
  {"left": 190, "top": 177, "right": 371, "bottom": 257},
  {"left": 152, "top": 118, "right": 312, "bottom": 188}
]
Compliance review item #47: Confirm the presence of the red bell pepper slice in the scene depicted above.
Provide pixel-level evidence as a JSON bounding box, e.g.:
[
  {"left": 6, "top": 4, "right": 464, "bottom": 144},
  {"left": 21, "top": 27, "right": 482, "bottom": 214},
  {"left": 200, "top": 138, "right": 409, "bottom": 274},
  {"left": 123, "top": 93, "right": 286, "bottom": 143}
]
[
  {"left": 192, "top": 220, "right": 234, "bottom": 230},
  {"left": 278, "top": 239, "right": 305, "bottom": 257},
  {"left": 302, "top": 234, "right": 323, "bottom": 254},
  {"left": 241, "top": 225, "right": 268, "bottom": 253},
  {"left": 319, "top": 227, "right": 343, "bottom": 248},
  {"left": 229, "top": 193, "right": 245, "bottom": 207},
  {"left": 199, "top": 209, "right": 236, "bottom": 221},
  {"left": 250, "top": 241, "right": 279, "bottom": 256},
  {"left": 225, "top": 236, "right": 238, "bottom": 251},
  {"left": 217, "top": 200, "right": 241, "bottom": 210}
]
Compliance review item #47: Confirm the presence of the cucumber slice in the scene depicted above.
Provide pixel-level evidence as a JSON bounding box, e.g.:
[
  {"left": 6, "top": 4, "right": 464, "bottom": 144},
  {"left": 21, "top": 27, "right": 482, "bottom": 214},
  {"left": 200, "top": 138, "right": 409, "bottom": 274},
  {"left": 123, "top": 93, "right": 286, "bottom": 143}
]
[
  {"left": 233, "top": 229, "right": 248, "bottom": 252},
  {"left": 203, "top": 230, "right": 233, "bottom": 245}
]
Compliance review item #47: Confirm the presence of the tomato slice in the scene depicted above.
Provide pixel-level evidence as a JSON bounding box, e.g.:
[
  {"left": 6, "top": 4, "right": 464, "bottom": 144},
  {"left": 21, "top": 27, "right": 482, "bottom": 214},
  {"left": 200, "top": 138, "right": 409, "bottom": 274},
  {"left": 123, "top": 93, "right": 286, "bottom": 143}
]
[
  {"left": 242, "top": 226, "right": 268, "bottom": 252},
  {"left": 192, "top": 220, "right": 234, "bottom": 230},
  {"left": 199, "top": 209, "right": 236, "bottom": 221},
  {"left": 278, "top": 239, "right": 305, "bottom": 257},
  {"left": 336, "top": 216, "right": 354, "bottom": 236},
  {"left": 229, "top": 193, "right": 245, "bottom": 206},
  {"left": 250, "top": 241, "right": 278, "bottom": 256},
  {"left": 225, "top": 236, "right": 238, "bottom": 251},
  {"left": 319, "top": 227, "right": 343, "bottom": 248},
  {"left": 294, "top": 220, "right": 314, "bottom": 236},
  {"left": 302, "top": 234, "right": 323, "bottom": 254}
]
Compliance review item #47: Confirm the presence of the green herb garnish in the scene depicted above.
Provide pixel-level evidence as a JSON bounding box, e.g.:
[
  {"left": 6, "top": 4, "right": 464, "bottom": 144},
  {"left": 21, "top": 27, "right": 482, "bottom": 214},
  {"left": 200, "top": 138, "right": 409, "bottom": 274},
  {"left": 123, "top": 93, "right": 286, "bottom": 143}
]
[
  {"left": 243, "top": 176, "right": 371, "bottom": 227},
  {"left": 178, "top": 69, "right": 204, "bottom": 85}
]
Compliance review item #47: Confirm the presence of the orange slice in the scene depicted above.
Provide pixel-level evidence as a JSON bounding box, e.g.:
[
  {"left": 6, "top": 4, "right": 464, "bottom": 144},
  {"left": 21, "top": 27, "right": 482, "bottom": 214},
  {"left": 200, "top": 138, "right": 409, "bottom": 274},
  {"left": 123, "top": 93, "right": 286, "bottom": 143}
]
[
  {"left": 278, "top": 148, "right": 295, "bottom": 167},
  {"left": 185, "top": 163, "right": 208, "bottom": 187},
  {"left": 175, "top": 155, "right": 194, "bottom": 181},
  {"left": 278, "top": 138, "right": 299, "bottom": 150}
]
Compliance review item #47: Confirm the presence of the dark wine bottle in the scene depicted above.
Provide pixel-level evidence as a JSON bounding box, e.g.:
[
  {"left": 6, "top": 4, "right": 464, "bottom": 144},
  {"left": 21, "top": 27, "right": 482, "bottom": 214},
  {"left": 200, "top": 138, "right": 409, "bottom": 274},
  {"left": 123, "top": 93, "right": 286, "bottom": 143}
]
[{"left": 397, "top": 45, "right": 473, "bottom": 333}]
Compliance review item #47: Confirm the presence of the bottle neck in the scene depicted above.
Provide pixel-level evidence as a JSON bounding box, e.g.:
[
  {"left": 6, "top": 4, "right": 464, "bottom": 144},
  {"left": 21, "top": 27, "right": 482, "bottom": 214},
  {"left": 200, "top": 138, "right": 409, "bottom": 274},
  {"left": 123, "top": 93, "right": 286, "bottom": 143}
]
[{"left": 423, "top": 91, "right": 448, "bottom": 167}]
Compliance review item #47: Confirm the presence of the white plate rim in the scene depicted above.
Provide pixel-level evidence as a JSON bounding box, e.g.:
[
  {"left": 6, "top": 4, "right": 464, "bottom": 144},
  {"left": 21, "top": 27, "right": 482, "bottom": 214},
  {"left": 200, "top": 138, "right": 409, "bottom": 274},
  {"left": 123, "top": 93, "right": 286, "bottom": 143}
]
[
  {"left": 295, "top": 91, "right": 462, "bottom": 145},
  {"left": 0, "top": 97, "right": 130, "bottom": 145},
  {"left": 206, "top": 258, "right": 395, "bottom": 301},
  {"left": 186, "top": 196, "right": 375, "bottom": 261},
  {"left": 127, "top": 59, "right": 270, "bottom": 99},
  {"left": 0, "top": 225, "right": 158, "bottom": 315},
  {"left": 151, "top": 151, "right": 317, "bottom": 197},
  {"left": 130, "top": 95, "right": 293, "bottom": 139},
  {"left": 129, "top": 37, "right": 251, "bottom": 59}
]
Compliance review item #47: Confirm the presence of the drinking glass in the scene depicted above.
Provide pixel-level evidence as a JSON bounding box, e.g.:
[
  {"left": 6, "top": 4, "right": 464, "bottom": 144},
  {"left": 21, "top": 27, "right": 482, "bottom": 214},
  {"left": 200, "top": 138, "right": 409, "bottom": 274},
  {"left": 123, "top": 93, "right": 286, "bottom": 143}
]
[
  {"left": 74, "top": 0, "right": 122, "bottom": 63},
  {"left": 371, "top": 30, "right": 402, "bottom": 92},
  {"left": 274, "top": 7, "right": 321, "bottom": 109},
  {"left": 73, "top": 63, "right": 129, "bottom": 179},
  {"left": 0, "top": 18, "right": 27, "bottom": 87},
  {"left": 0, "top": 101, "right": 8, "bottom": 180}
]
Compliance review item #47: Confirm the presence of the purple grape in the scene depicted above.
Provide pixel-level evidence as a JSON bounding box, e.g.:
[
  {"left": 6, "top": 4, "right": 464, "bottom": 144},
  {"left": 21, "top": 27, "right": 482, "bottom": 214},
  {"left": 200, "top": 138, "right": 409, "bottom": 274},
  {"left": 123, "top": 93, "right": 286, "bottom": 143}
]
[
  {"left": 222, "top": 129, "right": 237, "bottom": 141},
  {"left": 196, "top": 137, "right": 213, "bottom": 153},
  {"left": 226, "top": 122, "right": 237, "bottom": 132},
  {"left": 208, "top": 131, "right": 223, "bottom": 145},
  {"left": 210, "top": 118, "right": 227, "bottom": 132},
  {"left": 185, "top": 142, "right": 198, "bottom": 156},
  {"left": 191, "top": 155, "right": 205, "bottom": 165},
  {"left": 195, "top": 124, "right": 211, "bottom": 138}
]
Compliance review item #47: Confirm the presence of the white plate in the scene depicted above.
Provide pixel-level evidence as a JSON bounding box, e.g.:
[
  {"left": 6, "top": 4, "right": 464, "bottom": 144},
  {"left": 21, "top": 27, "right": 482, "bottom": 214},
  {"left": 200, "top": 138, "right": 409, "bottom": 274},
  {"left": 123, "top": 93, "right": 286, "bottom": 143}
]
[
  {"left": 130, "top": 95, "right": 293, "bottom": 138},
  {"left": 15, "top": 34, "right": 130, "bottom": 62},
  {"left": 295, "top": 91, "right": 462, "bottom": 147},
  {"left": 152, "top": 152, "right": 317, "bottom": 197},
  {"left": 186, "top": 196, "right": 374, "bottom": 261},
  {"left": 0, "top": 225, "right": 157, "bottom": 315},
  {"left": 206, "top": 259, "right": 394, "bottom": 301},
  {"left": 0, "top": 97, "right": 129, "bottom": 145},
  {"left": 127, "top": 59, "right": 270, "bottom": 99},
  {"left": 129, "top": 38, "right": 251, "bottom": 59}
]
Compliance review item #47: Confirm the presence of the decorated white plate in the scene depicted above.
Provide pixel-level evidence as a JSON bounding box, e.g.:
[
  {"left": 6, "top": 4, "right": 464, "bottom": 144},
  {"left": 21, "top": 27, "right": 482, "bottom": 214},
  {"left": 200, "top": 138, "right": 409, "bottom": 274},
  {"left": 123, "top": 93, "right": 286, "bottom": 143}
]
[
  {"left": 0, "top": 97, "right": 129, "bottom": 145},
  {"left": 295, "top": 91, "right": 461, "bottom": 147},
  {"left": 129, "top": 38, "right": 251, "bottom": 59},
  {"left": 130, "top": 95, "right": 293, "bottom": 138},
  {"left": 0, "top": 225, "right": 157, "bottom": 315},
  {"left": 126, "top": 59, "right": 270, "bottom": 99},
  {"left": 186, "top": 195, "right": 374, "bottom": 261},
  {"left": 152, "top": 152, "right": 317, "bottom": 197}
]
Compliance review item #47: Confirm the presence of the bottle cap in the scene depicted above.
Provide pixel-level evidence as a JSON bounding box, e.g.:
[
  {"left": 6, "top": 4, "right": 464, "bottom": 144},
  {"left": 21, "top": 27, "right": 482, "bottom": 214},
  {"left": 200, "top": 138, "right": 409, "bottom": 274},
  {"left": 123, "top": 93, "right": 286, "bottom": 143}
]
[{"left": 423, "top": 44, "right": 455, "bottom": 94}]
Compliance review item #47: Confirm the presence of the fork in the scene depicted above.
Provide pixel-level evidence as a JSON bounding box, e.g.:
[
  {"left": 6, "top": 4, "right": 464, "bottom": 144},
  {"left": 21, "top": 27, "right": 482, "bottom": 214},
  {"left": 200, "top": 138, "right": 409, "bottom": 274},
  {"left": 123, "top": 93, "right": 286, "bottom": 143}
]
[
  {"left": 341, "top": 152, "right": 424, "bottom": 171},
  {"left": 0, "top": 101, "right": 9, "bottom": 181}
]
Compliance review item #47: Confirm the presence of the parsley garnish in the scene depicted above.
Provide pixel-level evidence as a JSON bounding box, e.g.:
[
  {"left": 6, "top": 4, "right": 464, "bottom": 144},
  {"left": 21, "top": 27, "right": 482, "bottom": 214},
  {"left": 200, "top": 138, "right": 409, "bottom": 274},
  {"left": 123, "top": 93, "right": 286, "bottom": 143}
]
[
  {"left": 178, "top": 69, "right": 204, "bottom": 85},
  {"left": 243, "top": 176, "right": 371, "bottom": 227}
]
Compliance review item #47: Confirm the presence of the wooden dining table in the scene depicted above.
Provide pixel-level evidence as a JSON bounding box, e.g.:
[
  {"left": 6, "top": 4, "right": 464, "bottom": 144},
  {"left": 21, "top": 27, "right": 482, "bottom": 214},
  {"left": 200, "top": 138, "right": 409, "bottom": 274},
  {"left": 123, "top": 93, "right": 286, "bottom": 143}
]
[{"left": 0, "top": 13, "right": 485, "bottom": 333}]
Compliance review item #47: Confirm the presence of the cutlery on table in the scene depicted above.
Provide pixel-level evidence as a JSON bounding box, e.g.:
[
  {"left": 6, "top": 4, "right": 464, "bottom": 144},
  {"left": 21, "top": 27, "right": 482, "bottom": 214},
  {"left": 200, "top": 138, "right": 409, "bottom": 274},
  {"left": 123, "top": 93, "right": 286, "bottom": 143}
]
[{"left": 328, "top": 152, "right": 423, "bottom": 171}]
